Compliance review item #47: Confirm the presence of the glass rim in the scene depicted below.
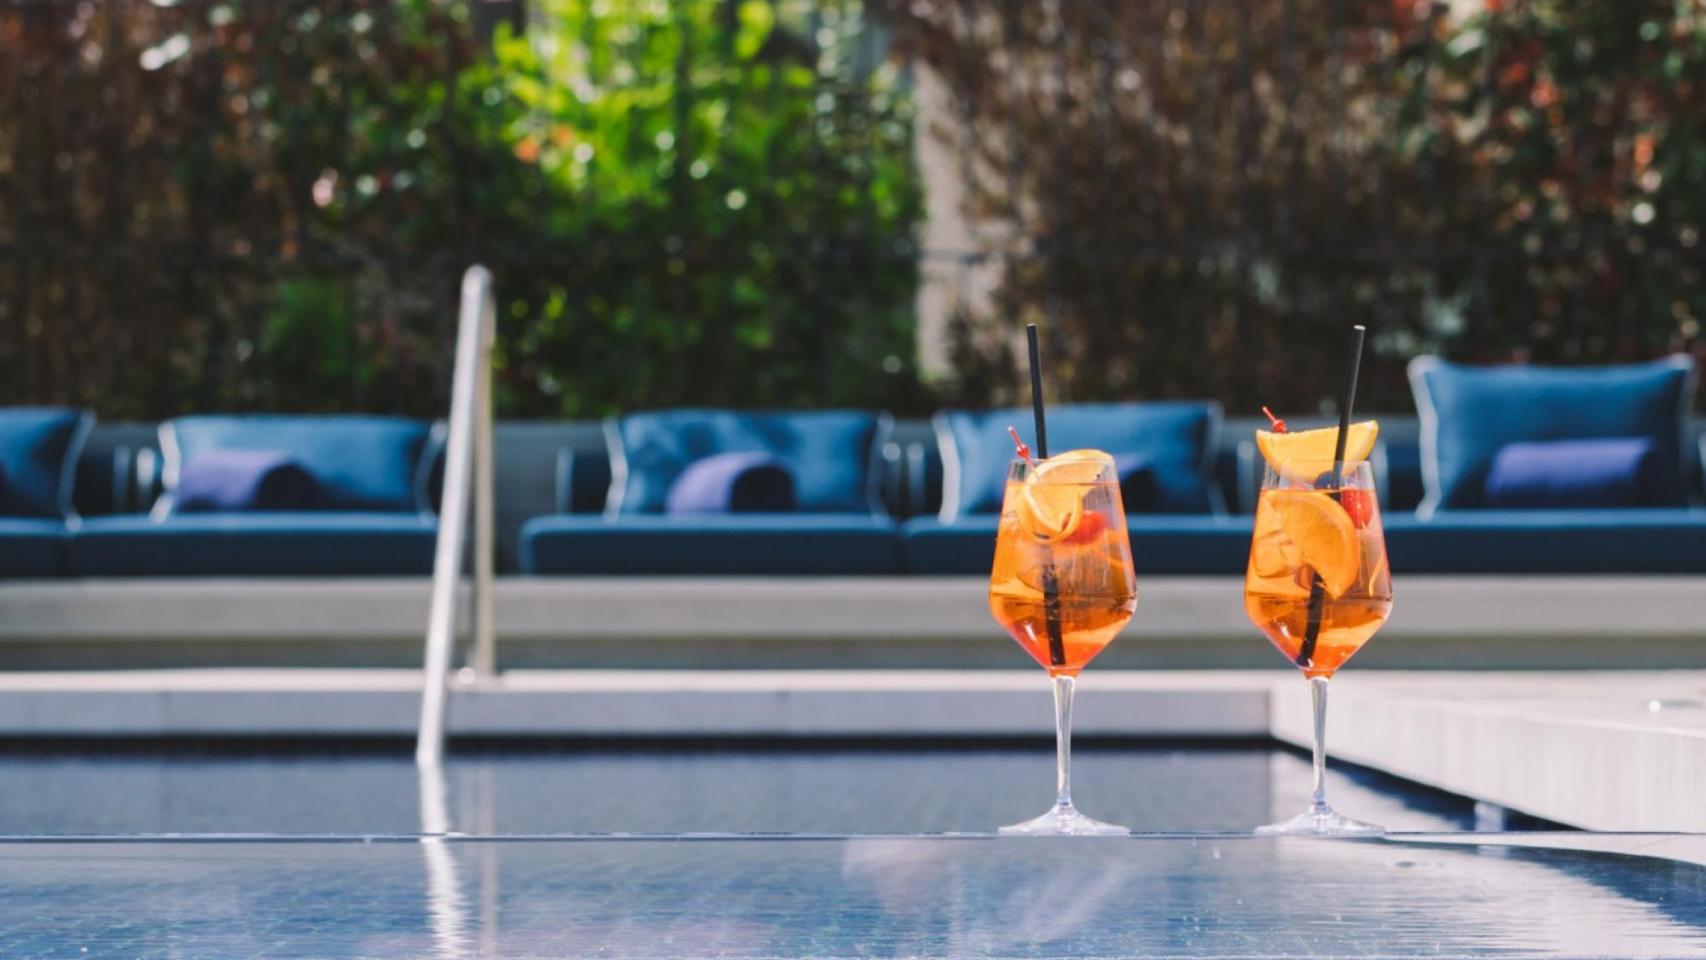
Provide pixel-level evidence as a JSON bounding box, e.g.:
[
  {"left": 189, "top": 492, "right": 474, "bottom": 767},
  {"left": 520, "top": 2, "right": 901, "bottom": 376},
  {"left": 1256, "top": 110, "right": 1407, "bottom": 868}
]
[
  {"left": 1005, "top": 456, "right": 1119, "bottom": 481},
  {"left": 1005, "top": 453, "right": 1118, "bottom": 465},
  {"left": 1260, "top": 458, "right": 1376, "bottom": 471}
]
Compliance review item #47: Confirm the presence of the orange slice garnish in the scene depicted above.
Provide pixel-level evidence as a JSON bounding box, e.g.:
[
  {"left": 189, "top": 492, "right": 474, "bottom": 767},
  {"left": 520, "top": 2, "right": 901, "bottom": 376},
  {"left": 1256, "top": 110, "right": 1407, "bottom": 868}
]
[
  {"left": 1265, "top": 490, "right": 1361, "bottom": 598},
  {"left": 1256, "top": 421, "right": 1379, "bottom": 478},
  {"left": 1249, "top": 501, "right": 1301, "bottom": 579},
  {"left": 1019, "top": 450, "right": 1110, "bottom": 542}
]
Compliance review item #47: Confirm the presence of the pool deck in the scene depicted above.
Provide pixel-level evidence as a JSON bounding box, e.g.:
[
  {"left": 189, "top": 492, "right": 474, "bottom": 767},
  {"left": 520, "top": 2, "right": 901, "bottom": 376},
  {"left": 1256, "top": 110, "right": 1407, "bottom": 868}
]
[
  {"left": 0, "top": 667, "right": 1702, "bottom": 833},
  {"left": 2, "top": 574, "right": 1702, "bottom": 832},
  {"left": 3, "top": 574, "right": 1705, "bottom": 669}
]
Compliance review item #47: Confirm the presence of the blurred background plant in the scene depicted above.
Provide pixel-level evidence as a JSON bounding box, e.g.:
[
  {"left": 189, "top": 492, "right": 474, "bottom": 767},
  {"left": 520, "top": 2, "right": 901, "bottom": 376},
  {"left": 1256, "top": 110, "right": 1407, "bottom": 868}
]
[
  {"left": 1393, "top": 0, "right": 1706, "bottom": 370},
  {"left": 0, "top": 0, "right": 506, "bottom": 417},
  {"left": 482, "top": 0, "right": 923, "bottom": 415},
  {"left": 883, "top": 0, "right": 1706, "bottom": 412},
  {"left": 0, "top": 0, "right": 921, "bottom": 417},
  {"left": 2, "top": 0, "right": 1702, "bottom": 418}
]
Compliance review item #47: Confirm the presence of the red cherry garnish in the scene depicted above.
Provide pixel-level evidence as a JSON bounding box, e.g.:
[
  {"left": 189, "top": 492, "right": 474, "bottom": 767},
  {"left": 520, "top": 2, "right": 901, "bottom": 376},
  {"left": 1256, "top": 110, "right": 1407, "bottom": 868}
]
[
  {"left": 1007, "top": 426, "right": 1032, "bottom": 463},
  {"left": 1063, "top": 511, "right": 1109, "bottom": 545},
  {"left": 1339, "top": 489, "right": 1375, "bottom": 529},
  {"left": 1261, "top": 406, "right": 1288, "bottom": 434}
]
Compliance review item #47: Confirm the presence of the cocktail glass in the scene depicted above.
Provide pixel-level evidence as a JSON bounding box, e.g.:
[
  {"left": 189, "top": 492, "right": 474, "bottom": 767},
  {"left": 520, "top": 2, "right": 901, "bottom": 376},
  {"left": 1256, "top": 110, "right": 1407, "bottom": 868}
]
[
  {"left": 1245, "top": 458, "right": 1392, "bottom": 837},
  {"left": 989, "top": 451, "right": 1138, "bottom": 835}
]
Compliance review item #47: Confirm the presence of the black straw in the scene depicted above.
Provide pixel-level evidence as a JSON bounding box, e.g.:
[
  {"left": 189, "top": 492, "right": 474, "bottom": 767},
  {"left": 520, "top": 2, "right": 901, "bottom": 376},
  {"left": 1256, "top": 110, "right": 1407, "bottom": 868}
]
[
  {"left": 1328, "top": 325, "right": 1367, "bottom": 486},
  {"left": 1027, "top": 325, "right": 1050, "bottom": 459},
  {"left": 1297, "top": 324, "right": 1367, "bottom": 668},
  {"left": 1025, "top": 323, "right": 1067, "bottom": 668}
]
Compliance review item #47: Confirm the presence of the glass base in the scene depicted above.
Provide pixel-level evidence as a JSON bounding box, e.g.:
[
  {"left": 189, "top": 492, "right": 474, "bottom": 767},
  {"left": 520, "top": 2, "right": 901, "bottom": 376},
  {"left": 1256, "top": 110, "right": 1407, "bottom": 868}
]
[
  {"left": 998, "top": 803, "right": 1129, "bottom": 837},
  {"left": 1255, "top": 803, "right": 1385, "bottom": 838}
]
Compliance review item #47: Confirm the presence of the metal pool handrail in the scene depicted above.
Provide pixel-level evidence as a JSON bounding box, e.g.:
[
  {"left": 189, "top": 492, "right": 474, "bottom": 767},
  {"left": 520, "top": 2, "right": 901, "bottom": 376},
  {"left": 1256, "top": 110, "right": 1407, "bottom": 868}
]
[{"left": 417, "top": 265, "right": 498, "bottom": 766}]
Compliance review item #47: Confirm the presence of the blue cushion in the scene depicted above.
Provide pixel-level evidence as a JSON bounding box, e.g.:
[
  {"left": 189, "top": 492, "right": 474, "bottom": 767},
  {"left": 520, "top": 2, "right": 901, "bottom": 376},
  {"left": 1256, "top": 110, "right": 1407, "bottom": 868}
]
[
  {"left": 1114, "top": 454, "right": 1162, "bottom": 513},
  {"left": 665, "top": 453, "right": 795, "bottom": 515},
  {"left": 1408, "top": 356, "right": 1695, "bottom": 514},
  {"left": 0, "top": 408, "right": 88, "bottom": 518},
  {"left": 1380, "top": 431, "right": 1427, "bottom": 513},
  {"left": 1484, "top": 438, "right": 1661, "bottom": 509},
  {"left": 174, "top": 451, "right": 319, "bottom": 513},
  {"left": 166, "top": 416, "right": 431, "bottom": 513},
  {"left": 521, "top": 515, "right": 901, "bottom": 574},
  {"left": 1386, "top": 510, "right": 1706, "bottom": 574},
  {"left": 936, "top": 403, "right": 1223, "bottom": 520},
  {"left": 609, "top": 410, "right": 884, "bottom": 516},
  {"left": 901, "top": 515, "right": 1253, "bottom": 575},
  {"left": 69, "top": 514, "right": 437, "bottom": 576},
  {"left": 0, "top": 518, "right": 67, "bottom": 578}
]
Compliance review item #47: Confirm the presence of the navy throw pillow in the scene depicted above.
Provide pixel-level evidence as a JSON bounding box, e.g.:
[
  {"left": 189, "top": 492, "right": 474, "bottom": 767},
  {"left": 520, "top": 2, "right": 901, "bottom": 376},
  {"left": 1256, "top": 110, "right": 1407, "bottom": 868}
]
[
  {"left": 665, "top": 453, "right": 796, "bottom": 514},
  {"left": 1484, "top": 438, "right": 1661, "bottom": 509},
  {"left": 0, "top": 408, "right": 86, "bottom": 518},
  {"left": 1114, "top": 455, "right": 1162, "bottom": 514},
  {"left": 174, "top": 450, "right": 319, "bottom": 513}
]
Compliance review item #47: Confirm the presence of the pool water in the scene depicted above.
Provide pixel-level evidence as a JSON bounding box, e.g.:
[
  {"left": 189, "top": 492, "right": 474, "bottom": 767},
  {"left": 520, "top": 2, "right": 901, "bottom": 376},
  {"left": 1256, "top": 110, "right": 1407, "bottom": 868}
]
[
  {"left": 3, "top": 836, "right": 1702, "bottom": 958},
  {"left": 0, "top": 742, "right": 1477, "bottom": 835},
  {"left": 6, "top": 743, "right": 1686, "bottom": 959}
]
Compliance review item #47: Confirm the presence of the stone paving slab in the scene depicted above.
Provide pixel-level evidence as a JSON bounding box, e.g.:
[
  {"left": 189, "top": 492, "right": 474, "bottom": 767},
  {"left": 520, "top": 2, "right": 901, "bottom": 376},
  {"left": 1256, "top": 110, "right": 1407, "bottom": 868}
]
[
  {"left": 3, "top": 576, "right": 1703, "bottom": 667},
  {"left": 1, "top": 668, "right": 1704, "bottom": 831},
  {"left": 1268, "top": 670, "right": 1706, "bottom": 832},
  {"left": 0, "top": 669, "right": 1275, "bottom": 738}
]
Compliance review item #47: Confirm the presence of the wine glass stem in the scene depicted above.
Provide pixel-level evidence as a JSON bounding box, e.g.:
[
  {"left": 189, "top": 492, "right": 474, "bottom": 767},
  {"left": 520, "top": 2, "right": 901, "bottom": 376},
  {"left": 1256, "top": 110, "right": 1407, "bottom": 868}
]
[
  {"left": 1309, "top": 675, "right": 1330, "bottom": 812},
  {"left": 1053, "top": 674, "right": 1075, "bottom": 808}
]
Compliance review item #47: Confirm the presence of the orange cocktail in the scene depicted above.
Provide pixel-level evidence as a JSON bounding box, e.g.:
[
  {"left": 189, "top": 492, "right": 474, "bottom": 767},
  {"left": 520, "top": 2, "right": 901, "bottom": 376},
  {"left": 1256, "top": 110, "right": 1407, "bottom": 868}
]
[
  {"left": 989, "top": 452, "right": 1137, "bottom": 675},
  {"left": 989, "top": 449, "right": 1136, "bottom": 835},
  {"left": 1245, "top": 417, "right": 1393, "bottom": 836},
  {"left": 1245, "top": 482, "right": 1392, "bottom": 679}
]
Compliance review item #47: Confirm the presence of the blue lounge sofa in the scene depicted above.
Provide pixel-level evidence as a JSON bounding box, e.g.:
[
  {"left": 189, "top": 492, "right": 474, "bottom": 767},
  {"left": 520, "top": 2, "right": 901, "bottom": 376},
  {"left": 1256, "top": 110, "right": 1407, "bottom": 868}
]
[
  {"left": 520, "top": 410, "right": 901, "bottom": 575},
  {"left": 23, "top": 380, "right": 1706, "bottom": 579},
  {"left": 68, "top": 416, "right": 440, "bottom": 576},
  {"left": 1388, "top": 355, "right": 1706, "bottom": 574},
  {"left": 0, "top": 408, "right": 90, "bottom": 577},
  {"left": 901, "top": 403, "right": 1244, "bottom": 575},
  {"left": 1383, "top": 509, "right": 1706, "bottom": 574}
]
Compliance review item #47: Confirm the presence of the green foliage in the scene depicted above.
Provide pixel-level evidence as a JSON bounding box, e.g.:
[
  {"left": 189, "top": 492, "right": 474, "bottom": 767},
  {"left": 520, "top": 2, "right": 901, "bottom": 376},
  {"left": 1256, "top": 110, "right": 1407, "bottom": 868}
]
[
  {"left": 478, "top": 0, "right": 923, "bottom": 415},
  {"left": 885, "top": 0, "right": 1705, "bottom": 414},
  {"left": 0, "top": 0, "right": 510, "bottom": 416},
  {"left": 0, "top": 0, "right": 923, "bottom": 418},
  {"left": 1394, "top": 0, "right": 1706, "bottom": 365},
  {"left": 258, "top": 277, "right": 360, "bottom": 409},
  {"left": 12, "top": 0, "right": 1698, "bottom": 420}
]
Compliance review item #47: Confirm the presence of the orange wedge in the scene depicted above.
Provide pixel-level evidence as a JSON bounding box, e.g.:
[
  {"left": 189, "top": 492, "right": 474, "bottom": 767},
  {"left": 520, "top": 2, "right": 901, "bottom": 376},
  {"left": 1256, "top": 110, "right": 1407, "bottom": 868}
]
[
  {"left": 1249, "top": 502, "right": 1301, "bottom": 579},
  {"left": 1019, "top": 449, "right": 1110, "bottom": 542},
  {"left": 1256, "top": 421, "right": 1379, "bottom": 475},
  {"left": 1265, "top": 490, "right": 1361, "bottom": 598}
]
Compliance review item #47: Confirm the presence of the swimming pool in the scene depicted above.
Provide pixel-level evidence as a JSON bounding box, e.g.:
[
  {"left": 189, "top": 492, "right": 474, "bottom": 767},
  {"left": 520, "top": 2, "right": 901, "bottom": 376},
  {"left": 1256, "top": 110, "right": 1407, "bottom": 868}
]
[
  {"left": 10, "top": 742, "right": 1696, "bottom": 959},
  {"left": 4, "top": 834, "right": 1701, "bottom": 958},
  {"left": 0, "top": 742, "right": 1476, "bottom": 835}
]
